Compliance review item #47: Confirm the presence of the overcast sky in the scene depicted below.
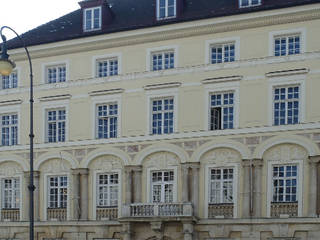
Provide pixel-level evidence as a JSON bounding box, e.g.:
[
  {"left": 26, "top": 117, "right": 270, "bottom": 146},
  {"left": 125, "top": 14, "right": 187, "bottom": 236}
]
[{"left": 0, "top": 0, "right": 80, "bottom": 39}]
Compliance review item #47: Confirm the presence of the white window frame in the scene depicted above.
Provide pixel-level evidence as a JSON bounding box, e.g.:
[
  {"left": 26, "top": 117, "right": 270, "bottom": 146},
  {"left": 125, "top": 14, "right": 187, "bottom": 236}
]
[
  {"left": 42, "top": 100, "right": 69, "bottom": 143},
  {"left": 47, "top": 175, "right": 68, "bottom": 209},
  {"left": 204, "top": 163, "right": 238, "bottom": 218},
  {"left": 45, "top": 108, "right": 67, "bottom": 143},
  {"left": 92, "top": 53, "right": 122, "bottom": 78},
  {"left": 92, "top": 169, "right": 122, "bottom": 220},
  {"left": 239, "top": 0, "right": 261, "bottom": 8},
  {"left": 0, "top": 113, "right": 18, "bottom": 146},
  {"left": 0, "top": 105, "right": 21, "bottom": 146},
  {"left": 1, "top": 69, "right": 19, "bottom": 90},
  {"left": 266, "top": 160, "right": 303, "bottom": 217},
  {"left": 205, "top": 37, "right": 240, "bottom": 65},
  {"left": 146, "top": 45, "right": 178, "bottom": 72},
  {"left": 268, "top": 76, "right": 305, "bottom": 127},
  {"left": 42, "top": 61, "right": 69, "bottom": 84},
  {"left": 43, "top": 173, "right": 70, "bottom": 221},
  {"left": 95, "top": 103, "right": 119, "bottom": 139},
  {"left": 156, "top": 0, "right": 177, "bottom": 20},
  {"left": 83, "top": 6, "right": 102, "bottom": 32},
  {"left": 146, "top": 88, "right": 178, "bottom": 135},
  {"left": 91, "top": 94, "right": 122, "bottom": 139},
  {"left": 204, "top": 82, "right": 240, "bottom": 131},
  {"left": 146, "top": 166, "right": 178, "bottom": 203},
  {"left": 268, "top": 28, "right": 306, "bottom": 57}
]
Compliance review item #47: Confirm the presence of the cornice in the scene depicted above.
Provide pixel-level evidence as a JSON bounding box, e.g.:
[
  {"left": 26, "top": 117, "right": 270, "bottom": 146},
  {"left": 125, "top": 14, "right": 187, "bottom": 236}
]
[
  {"left": 266, "top": 68, "right": 309, "bottom": 77},
  {"left": 10, "top": 6, "right": 320, "bottom": 60}
]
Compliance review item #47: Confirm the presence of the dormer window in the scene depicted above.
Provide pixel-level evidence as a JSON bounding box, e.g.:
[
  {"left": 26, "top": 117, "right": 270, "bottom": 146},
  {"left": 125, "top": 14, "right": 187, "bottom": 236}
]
[
  {"left": 239, "top": 0, "right": 261, "bottom": 8},
  {"left": 84, "top": 7, "right": 101, "bottom": 31},
  {"left": 157, "top": 0, "right": 176, "bottom": 20}
]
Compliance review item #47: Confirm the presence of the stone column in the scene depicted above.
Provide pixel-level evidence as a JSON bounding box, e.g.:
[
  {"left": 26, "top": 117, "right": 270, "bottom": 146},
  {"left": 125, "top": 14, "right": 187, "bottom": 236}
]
[
  {"left": 252, "top": 159, "right": 263, "bottom": 218},
  {"left": 191, "top": 164, "right": 200, "bottom": 217},
  {"left": 181, "top": 164, "right": 190, "bottom": 202},
  {"left": 124, "top": 167, "right": 133, "bottom": 204},
  {"left": 309, "top": 156, "right": 320, "bottom": 217},
  {"left": 242, "top": 160, "right": 251, "bottom": 218},
  {"left": 122, "top": 222, "right": 132, "bottom": 240},
  {"left": 79, "top": 168, "right": 89, "bottom": 220},
  {"left": 71, "top": 169, "right": 80, "bottom": 220},
  {"left": 183, "top": 222, "right": 194, "bottom": 240},
  {"left": 132, "top": 166, "right": 142, "bottom": 203},
  {"left": 23, "top": 171, "right": 40, "bottom": 221}
]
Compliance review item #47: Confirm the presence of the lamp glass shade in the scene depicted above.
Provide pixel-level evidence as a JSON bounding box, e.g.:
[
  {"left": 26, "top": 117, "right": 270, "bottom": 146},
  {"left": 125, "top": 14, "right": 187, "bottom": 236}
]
[{"left": 0, "top": 59, "right": 15, "bottom": 76}]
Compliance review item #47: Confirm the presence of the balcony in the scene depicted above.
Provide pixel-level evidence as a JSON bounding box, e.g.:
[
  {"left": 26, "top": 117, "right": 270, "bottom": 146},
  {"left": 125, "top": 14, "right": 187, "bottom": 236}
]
[
  {"left": 96, "top": 207, "right": 118, "bottom": 220},
  {"left": 208, "top": 203, "right": 234, "bottom": 218},
  {"left": 47, "top": 208, "right": 67, "bottom": 221},
  {"left": 122, "top": 202, "right": 193, "bottom": 219},
  {"left": 1, "top": 208, "right": 20, "bottom": 221},
  {"left": 270, "top": 202, "right": 298, "bottom": 217}
]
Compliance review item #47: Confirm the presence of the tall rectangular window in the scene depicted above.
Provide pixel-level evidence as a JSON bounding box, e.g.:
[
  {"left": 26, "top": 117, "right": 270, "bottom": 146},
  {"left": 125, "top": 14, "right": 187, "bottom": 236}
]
[
  {"left": 84, "top": 7, "right": 101, "bottom": 31},
  {"left": 274, "top": 35, "right": 300, "bottom": 56},
  {"left": 272, "top": 165, "right": 297, "bottom": 202},
  {"left": 209, "top": 168, "right": 233, "bottom": 204},
  {"left": 1, "top": 114, "right": 18, "bottom": 146},
  {"left": 210, "top": 92, "right": 234, "bottom": 130},
  {"left": 48, "top": 176, "right": 68, "bottom": 208},
  {"left": 151, "top": 170, "right": 174, "bottom": 203},
  {"left": 47, "top": 109, "right": 66, "bottom": 142},
  {"left": 96, "top": 104, "right": 118, "bottom": 139},
  {"left": 211, "top": 43, "right": 235, "bottom": 64},
  {"left": 46, "top": 65, "right": 66, "bottom": 83},
  {"left": 2, "top": 178, "right": 20, "bottom": 209},
  {"left": 96, "top": 58, "right": 118, "bottom": 77},
  {"left": 273, "top": 86, "right": 299, "bottom": 125},
  {"left": 239, "top": 0, "right": 261, "bottom": 7},
  {"left": 152, "top": 98, "right": 174, "bottom": 134},
  {"left": 157, "top": 0, "right": 176, "bottom": 20},
  {"left": 97, "top": 173, "right": 119, "bottom": 207},
  {"left": 1, "top": 71, "right": 17, "bottom": 89},
  {"left": 152, "top": 51, "right": 175, "bottom": 71}
]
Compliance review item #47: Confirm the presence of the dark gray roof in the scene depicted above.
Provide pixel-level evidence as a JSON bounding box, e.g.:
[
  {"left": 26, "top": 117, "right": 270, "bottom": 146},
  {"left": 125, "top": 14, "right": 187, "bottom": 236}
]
[{"left": 5, "top": 0, "right": 320, "bottom": 49}]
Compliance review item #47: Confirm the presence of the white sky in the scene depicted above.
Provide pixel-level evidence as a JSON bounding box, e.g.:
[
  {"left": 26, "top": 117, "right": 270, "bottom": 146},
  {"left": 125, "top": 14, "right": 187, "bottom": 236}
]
[{"left": 0, "top": 0, "right": 80, "bottom": 39}]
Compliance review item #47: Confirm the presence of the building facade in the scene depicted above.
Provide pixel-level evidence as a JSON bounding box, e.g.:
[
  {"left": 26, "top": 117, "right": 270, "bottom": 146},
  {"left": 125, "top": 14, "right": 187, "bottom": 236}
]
[{"left": 1, "top": 0, "right": 320, "bottom": 239}]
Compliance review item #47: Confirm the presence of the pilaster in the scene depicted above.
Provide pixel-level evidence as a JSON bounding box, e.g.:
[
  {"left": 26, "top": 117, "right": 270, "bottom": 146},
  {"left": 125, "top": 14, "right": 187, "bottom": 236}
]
[{"left": 309, "top": 156, "right": 320, "bottom": 217}]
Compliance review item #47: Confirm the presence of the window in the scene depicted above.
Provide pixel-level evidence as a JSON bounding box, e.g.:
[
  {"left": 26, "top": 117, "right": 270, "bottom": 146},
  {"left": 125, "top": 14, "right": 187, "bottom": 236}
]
[
  {"left": 151, "top": 98, "right": 174, "bottom": 134},
  {"left": 210, "top": 92, "right": 234, "bottom": 130},
  {"left": 152, "top": 51, "right": 175, "bottom": 71},
  {"left": 157, "top": 0, "right": 176, "bottom": 20},
  {"left": 1, "top": 71, "right": 17, "bottom": 89},
  {"left": 151, "top": 170, "right": 174, "bottom": 203},
  {"left": 84, "top": 7, "right": 101, "bottom": 31},
  {"left": 209, "top": 168, "right": 233, "bottom": 204},
  {"left": 96, "top": 104, "right": 118, "bottom": 139},
  {"left": 239, "top": 0, "right": 261, "bottom": 7},
  {"left": 210, "top": 43, "right": 235, "bottom": 64},
  {"left": 48, "top": 176, "right": 68, "bottom": 208},
  {"left": 1, "top": 114, "right": 18, "bottom": 146},
  {"left": 273, "top": 86, "right": 299, "bottom": 125},
  {"left": 97, "top": 173, "right": 119, "bottom": 207},
  {"left": 96, "top": 58, "right": 118, "bottom": 77},
  {"left": 272, "top": 165, "right": 297, "bottom": 202},
  {"left": 46, "top": 109, "right": 66, "bottom": 142},
  {"left": 2, "top": 178, "right": 20, "bottom": 209},
  {"left": 46, "top": 65, "right": 66, "bottom": 83},
  {"left": 274, "top": 35, "right": 300, "bottom": 56}
]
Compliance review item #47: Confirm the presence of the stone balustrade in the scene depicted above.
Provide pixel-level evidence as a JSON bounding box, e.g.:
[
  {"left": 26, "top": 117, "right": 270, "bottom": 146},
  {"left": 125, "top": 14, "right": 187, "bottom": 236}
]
[
  {"left": 270, "top": 202, "right": 298, "bottom": 217},
  {"left": 1, "top": 209, "right": 20, "bottom": 221},
  {"left": 208, "top": 203, "right": 234, "bottom": 218},
  {"left": 122, "top": 202, "right": 193, "bottom": 218},
  {"left": 96, "top": 207, "right": 118, "bottom": 220},
  {"left": 47, "top": 208, "right": 67, "bottom": 221}
]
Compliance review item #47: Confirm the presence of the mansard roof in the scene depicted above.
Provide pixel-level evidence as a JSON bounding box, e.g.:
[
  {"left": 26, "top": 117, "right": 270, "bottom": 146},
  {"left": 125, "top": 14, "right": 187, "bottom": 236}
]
[{"left": 6, "top": 0, "right": 320, "bottom": 49}]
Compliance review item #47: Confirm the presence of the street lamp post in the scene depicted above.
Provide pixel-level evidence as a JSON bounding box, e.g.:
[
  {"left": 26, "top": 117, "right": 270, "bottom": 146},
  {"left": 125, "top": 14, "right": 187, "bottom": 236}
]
[{"left": 0, "top": 26, "right": 35, "bottom": 240}]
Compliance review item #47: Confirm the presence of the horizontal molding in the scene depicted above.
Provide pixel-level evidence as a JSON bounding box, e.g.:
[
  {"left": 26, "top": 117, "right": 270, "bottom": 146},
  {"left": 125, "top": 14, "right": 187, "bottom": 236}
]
[
  {"left": 143, "top": 82, "right": 181, "bottom": 90},
  {"left": 39, "top": 94, "right": 71, "bottom": 102},
  {"left": 89, "top": 88, "right": 124, "bottom": 96},
  {"left": 202, "top": 75, "right": 243, "bottom": 84},
  {"left": 0, "top": 99, "right": 22, "bottom": 106},
  {"left": 266, "top": 68, "right": 309, "bottom": 77}
]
